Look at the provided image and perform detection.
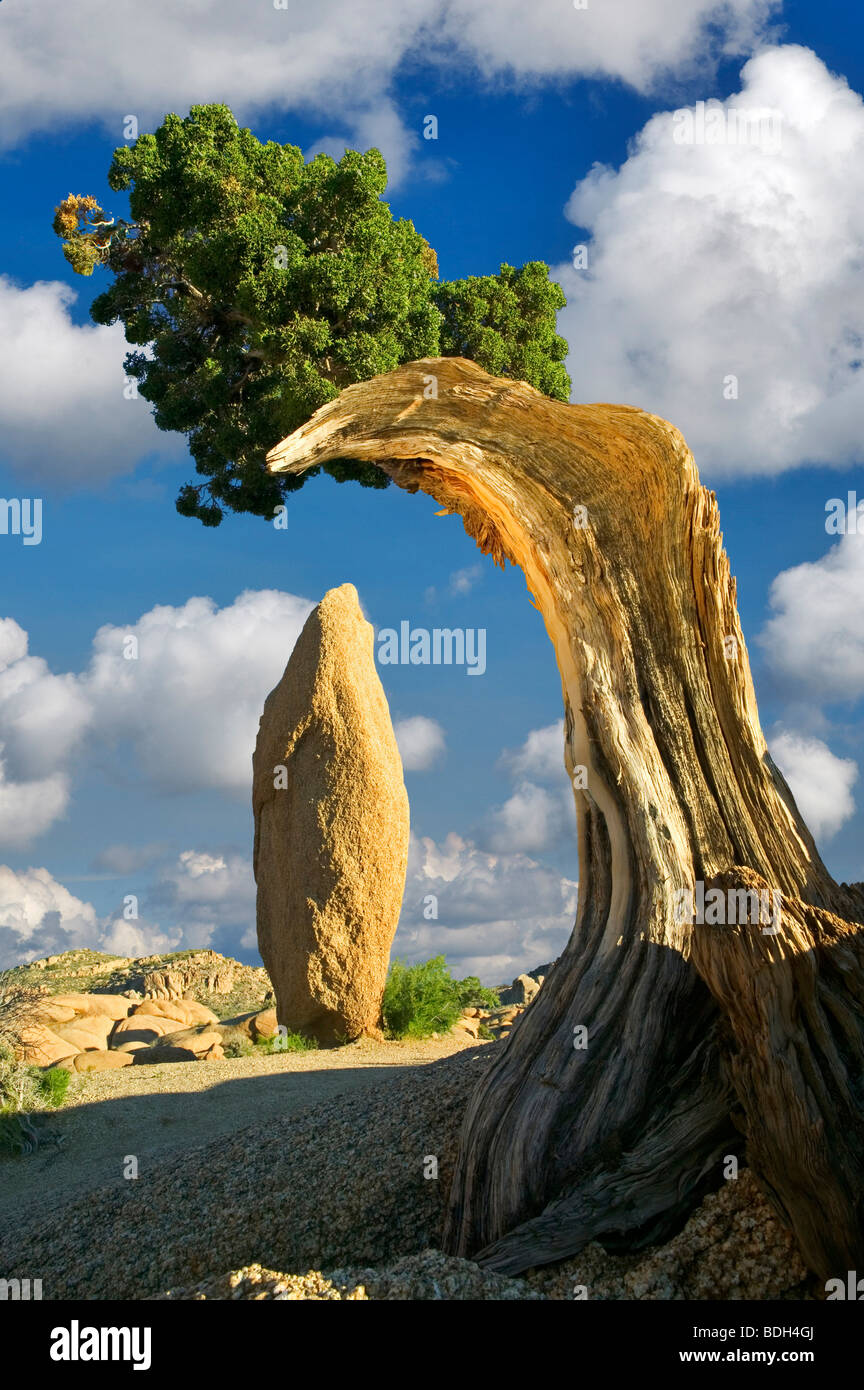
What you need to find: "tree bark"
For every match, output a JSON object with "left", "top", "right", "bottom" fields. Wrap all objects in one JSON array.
[
  {"left": 690, "top": 867, "right": 864, "bottom": 1281},
  {"left": 267, "top": 357, "right": 864, "bottom": 1277}
]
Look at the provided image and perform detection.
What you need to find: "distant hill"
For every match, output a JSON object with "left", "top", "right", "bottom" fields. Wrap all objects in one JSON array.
[{"left": 1, "top": 948, "right": 274, "bottom": 1020}]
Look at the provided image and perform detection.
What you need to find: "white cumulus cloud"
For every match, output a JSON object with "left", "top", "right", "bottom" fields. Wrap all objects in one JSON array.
[
  {"left": 0, "top": 590, "right": 314, "bottom": 848},
  {"left": 395, "top": 831, "right": 576, "bottom": 982},
  {"left": 0, "top": 865, "right": 100, "bottom": 968},
  {"left": 82, "top": 589, "right": 314, "bottom": 795},
  {"left": 759, "top": 530, "right": 864, "bottom": 703},
  {"left": 483, "top": 781, "right": 575, "bottom": 854},
  {"left": 0, "top": 0, "right": 775, "bottom": 176},
  {"left": 0, "top": 847, "right": 258, "bottom": 969},
  {"left": 129, "top": 849, "right": 256, "bottom": 955},
  {"left": 557, "top": 45, "right": 864, "bottom": 477},
  {"left": 769, "top": 730, "right": 858, "bottom": 840},
  {"left": 501, "top": 720, "right": 566, "bottom": 782},
  {"left": 0, "top": 617, "right": 90, "bottom": 846},
  {"left": 0, "top": 277, "right": 177, "bottom": 485},
  {"left": 394, "top": 716, "right": 446, "bottom": 771},
  {"left": 479, "top": 720, "right": 575, "bottom": 853}
]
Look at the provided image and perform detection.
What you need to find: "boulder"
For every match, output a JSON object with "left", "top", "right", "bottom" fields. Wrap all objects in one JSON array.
[
  {"left": 49, "top": 993, "right": 132, "bottom": 1021},
  {"left": 141, "top": 970, "right": 187, "bottom": 1001},
  {"left": 32, "top": 1000, "right": 78, "bottom": 1025},
  {"left": 131, "top": 998, "right": 218, "bottom": 1027},
  {"left": 513, "top": 974, "right": 540, "bottom": 1005},
  {"left": 17, "top": 1024, "right": 80, "bottom": 1067},
  {"left": 253, "top": 584, "right": 410, "bottom": 1045},
  {"left": 126, "top": 1024, "right": 229, "bottom": 1063},
  {"left": 52, "top": 1015, "right": 116, "bottom": 1051},
  {"left": 151, "top": 1027, "right": 224, "bottom": 1057},
  {"left": 73, "top": 1049, "right": 134, "bottom": 1073},
  {"left": 250, "top": 1007, "right": 279, "bottom": 1041},
  {"left": 493, "top": 970, "right": 548, "bottom": 1007},
  {"left": 219, "top": 1007, "right": 279, "bottom": 1042},
  {"left": 111, "top": 1014, "right": 185, "bottom": 1050},
  {"left": 215, "top": 1012, "right": 257, "bottom": 1041},
  {"left": 132, "top": 1044, "right": 198, "bottom": 1065},
  {"left": 451, "top": 1018, "right": 481, "bottom": 1040}
]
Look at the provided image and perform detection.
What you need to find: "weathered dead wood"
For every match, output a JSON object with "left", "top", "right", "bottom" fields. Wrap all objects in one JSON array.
[
  {"left": 690, "top": 867, "right": 864, "bottom": 1282},
  {"left": 267, "top": 357, "right": 864, "bottom": 1275}
]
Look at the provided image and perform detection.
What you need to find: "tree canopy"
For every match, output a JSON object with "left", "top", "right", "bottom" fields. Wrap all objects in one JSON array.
[{"left": 54, "top": 104, "right": 571, "bottom": 525}]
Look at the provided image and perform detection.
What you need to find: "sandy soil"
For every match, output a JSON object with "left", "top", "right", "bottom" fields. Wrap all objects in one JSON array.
[{"left": 0, "top": 1035, "right": 472, "bottom": 1231}]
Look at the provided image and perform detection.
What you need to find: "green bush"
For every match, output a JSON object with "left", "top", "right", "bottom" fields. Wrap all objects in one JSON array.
[
  {"left": 0, "top": 1042, "right": 70, "bottom": 1156},
  {"left": 382, "top": 957, "right": 499, "bottom": 1040},
  {"left": 257, "top": 1030, "right": 318, "bottom": 1054},
  {"left": 222, "top": 1029, "right": 318, "bottom": 1057},
  {"left": 36, "top": 1065, "right": 71, "bottom": 1108}
]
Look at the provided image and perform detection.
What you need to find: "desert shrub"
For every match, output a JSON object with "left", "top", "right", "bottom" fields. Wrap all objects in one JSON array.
[
  {"left": 0, "top": 985, "right": 73, "bottom": 1156},
  {"left": 0, "top": 1042, "right": 44, "bottom": 1114},
  {"left": 256, "top": 1030, "right": 318, "bottom": 1054},
  {"left": 0, "top": 1042, "right": 70, "bottom": 1156},
  {"left": 36, "top": 1065, "right": 71, "bottom": 1107},
  {"left": 382, "top": 957, "right": 499, "bottom": 1039},
  {"left": 455, "top": 975, "right": 501, "bottom": 1012},
  {"left": 0, "top": 981, "right": 44, "bottom": 1051}
]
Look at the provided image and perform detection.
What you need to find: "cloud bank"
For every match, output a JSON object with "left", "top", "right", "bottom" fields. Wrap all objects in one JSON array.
[{"left": 557, "top": 46, "right": 864, "bottom": 477}]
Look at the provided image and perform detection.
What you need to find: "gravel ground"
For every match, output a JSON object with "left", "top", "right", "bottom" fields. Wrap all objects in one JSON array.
[
  {"left": 0, "top": 1043, "right": 493, "bottom": 1300},
  {"left": 0, "top": 1035, "right": 470, "bottom": 1232},
  {"left": 161, "top": 1173, "right": 815, "bottom": 1302},
  {"left": 0, "top": 1038, "right": 816, "bottom": 1302}
]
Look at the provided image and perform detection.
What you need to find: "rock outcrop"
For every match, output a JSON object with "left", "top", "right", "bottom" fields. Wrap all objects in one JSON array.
[
  {"left": 130, "top": 999, "right": 218, "bottom": 1027},
  {"left": 11, "top": 989, "right": 274, "bottom": 1069},
  {"left": 143, "top": 957, "right": 238, "bottom": 1000},
  {"left": 253, "top": 584, "right": 410, "bottom": 1044},
  {"left": 4, "top": 948, "right": 274, "bottom": 1022}
]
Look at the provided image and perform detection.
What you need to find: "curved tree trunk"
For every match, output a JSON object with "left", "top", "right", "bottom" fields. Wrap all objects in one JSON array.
[{"left": 267, "top": 357, "right": 864, "bottom": 1278}]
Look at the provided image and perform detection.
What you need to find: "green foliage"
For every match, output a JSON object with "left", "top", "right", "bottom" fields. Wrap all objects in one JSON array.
[
  {"left": 56, "top": 105, "right": 438, "bottom": 524},
  {"left": 257, "top": 1029, "right": 318, "bottom": 1054},
  {"left": 37, "top": 1065, "right": 71, "bottom": 1108},
  {"left": 382, "top": 956, "right": 499, "bottom": 1040},
  {"left": 0, "top": 1042, "right": 69, "bottom": 1158},
  {"left": 435, "top": 262, "right": 571, "bottom": 402},
  {"left": 54, "top": 104, "right": 571, "bottom": 526},
  {"left": 221, "top": 1028, "right": 318, "bottom": 1057},
  {"left": 454, "top": 974, "right": 501, "bottom": 1012}
]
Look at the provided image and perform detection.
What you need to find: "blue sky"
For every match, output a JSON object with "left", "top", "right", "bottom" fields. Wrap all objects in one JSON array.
[{"left": 0, "top": 0, "right": 861, "bottom": 982}]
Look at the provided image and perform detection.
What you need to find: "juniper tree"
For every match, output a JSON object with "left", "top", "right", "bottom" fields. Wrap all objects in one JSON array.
[{"left": 54, "top": 104, "right": 570, "bottom": 525}]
